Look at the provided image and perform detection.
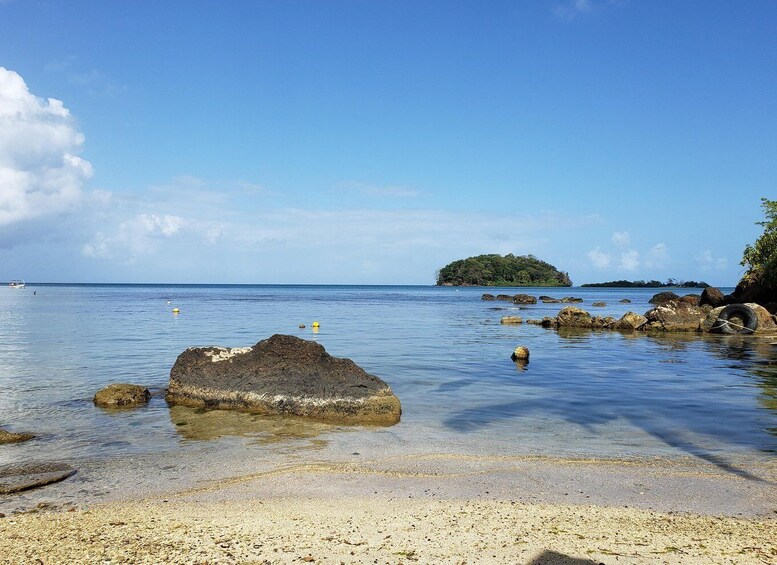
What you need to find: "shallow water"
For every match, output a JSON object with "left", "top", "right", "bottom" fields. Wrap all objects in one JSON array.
[{"left": 0, "top": 284, "right": 775, "bottom": 504}]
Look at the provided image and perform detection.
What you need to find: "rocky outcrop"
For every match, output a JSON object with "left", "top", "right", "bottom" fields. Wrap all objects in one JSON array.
[
  {"left": 643, "top": 301, "right": 712, "bottom": 332},
  {"left": 512, "top": 294, "right": 538, "bottom": 304},
  {"left": 648, "top": 291, "right": 680, "bottom": 304},
  {"left": 481, "top": 294, "right": 496, "bottom": 301},
  {"left": 94, "top": 384, "right": 151, "bottom": 408},
  {"left": 615, "top": 312, "right": 648, "bottom": 331},
  {"left": 699, "top": 287, "right": 726, "bottom": 307},
  {"left": 496, "top": 294, "right": 513, "bottom": 301},
  {"left": 556, "top": 307, "right": 592, "bottom": 327},
  {"left": 0, "top": 429, "right": 35, "bottom": 444},
  {"left": 166, "top": 334, "right": 401, "bottom": 426},
  {"left": 701, "top": 303, "right": 777, "bottom": 334},
  {"left": 729, "top": 274, "right": 777, "bottom": 306},
  {"left": 679, "top": 294, "right": 700, "bottom": 305}
]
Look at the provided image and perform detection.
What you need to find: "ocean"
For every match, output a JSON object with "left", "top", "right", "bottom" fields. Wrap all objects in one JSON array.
[{"left": 1, "top": 284, "right": 775, "bottom": 507}]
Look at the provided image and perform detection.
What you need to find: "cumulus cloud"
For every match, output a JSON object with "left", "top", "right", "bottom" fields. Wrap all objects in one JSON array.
[
  {"left": 83, "top": 214, "right": 183, "bottom": 261},
  {"left": 695, "top": 249, "right": 728, "bottom": 271},
  {"left": 0, "top": 67, "right": 92, "bottom": 229},
  {"left": 587, "top": 247, "right": 612, "bottom": 268},
  {"left": 644, "top": 243, "right": 670, "bottom": 269},
  {"left": 619, "top": 249, "right": 639, "bottom": 271},
  {"left": 611, "top": 231, "right": 630, "bottom": 248}
]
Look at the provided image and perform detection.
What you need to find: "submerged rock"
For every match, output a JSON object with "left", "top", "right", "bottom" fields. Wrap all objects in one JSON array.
[
  {"left": 512, "top": 294, "right": 537, "bottom": 304},
  {"left": 0, "top": 429, "right": 35, "bottom": 444},
  {"left": 0, "top": 462, "right": 76, "bottom": 494},
  {"left": 481, "top": 293, "right": 496, "bottom": 301},
  {"left": 166, "top": 334, "right": 401, "bottom": 426},
  {"left": 500, "top": 316, "right": 522, "bottom": 324},
  {"left": 94, "top": 384, "right": 150, "bottom": 408},
  {"left": 592, "top": 301, "right": 606, "bottom": 307}
]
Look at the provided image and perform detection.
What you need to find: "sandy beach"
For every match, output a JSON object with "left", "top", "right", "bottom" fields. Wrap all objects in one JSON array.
[{"left": 1, "top": 454, "right": 775, "bottom": 564}]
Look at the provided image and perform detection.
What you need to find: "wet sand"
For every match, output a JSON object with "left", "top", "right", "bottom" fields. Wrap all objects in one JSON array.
[{"left": 1, "top": 454, "right": 775, "bottom": 564}]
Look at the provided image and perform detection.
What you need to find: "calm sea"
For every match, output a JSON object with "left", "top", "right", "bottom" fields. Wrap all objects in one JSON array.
[{"left": 1, "top": 284, "right": 775, "bottom": 503}]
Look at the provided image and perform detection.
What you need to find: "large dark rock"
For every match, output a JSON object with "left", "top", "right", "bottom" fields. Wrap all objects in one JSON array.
[
  {"left": 643, "top": 301, "right": 712, "bottom": 332},
  {"left": 699, "top": 287, "right": 726, "bottom": 307},
  {"left": 648, "top": 291, "right": 680, "bottom": 304},
  {"left": 94, "top": 384, "right": 150, "bottom": 408},
  {"left": 556, "top": 307, "right": 593, "bottom": 328},
  {"left": 512, "top": 294, "right": 537, "bottom": 304},
  {"left": 730, "top": 275, "right": 777, "bottom": 306},
  {"left": 0, "top": 462, "right": 76, "bottom": 494},
  {"left": 614, "top": 312, "right": 648, "bottom": 331},
  {"left": 166, "top": 334, "right": 401, "bottom": 425}
]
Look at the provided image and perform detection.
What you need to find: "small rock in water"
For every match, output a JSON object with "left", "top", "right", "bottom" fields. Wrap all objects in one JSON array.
[
  {"left": 511, "top": 346, "right": 530, "bottom": 361},
  {"left": 500, "top": 316, "right": 522, "bottom": 324},
  {"left": 94, "top": 384, "right": 150, "bottom": 408}
]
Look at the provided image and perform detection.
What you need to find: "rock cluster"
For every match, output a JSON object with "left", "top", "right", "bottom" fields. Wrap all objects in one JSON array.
[{"left": 166, "top": 334, "right": 401, "bottom": 426}]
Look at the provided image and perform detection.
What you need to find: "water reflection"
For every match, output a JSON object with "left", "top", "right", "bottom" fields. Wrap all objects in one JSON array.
[{"left": 168, "top": 405, "right": 341, "bottom": 446}]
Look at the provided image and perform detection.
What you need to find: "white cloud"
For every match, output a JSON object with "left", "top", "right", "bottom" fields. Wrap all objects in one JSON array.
[
  {"left": 0, "top": 67, "right": 92, "bottom": 229},
  {"left": 644, "top": 243, "right": 669, "bottom": 269},
  {"left": 336, "top": 181, "right": 419, "bottom": 198},
  {"left": 83, "top": 214, "right": 183, "bottom": 261},
  {"left": 695, "top": 249, "right": 728, "bottom": 271},
  {"left": 611, "top": 231, "right": 630, "bottom": 248},
  {"left": 587, "top": 247, "right": 612, "bottom": 268},
  {"left": 619, "top": 249, "right": 639, "bottom": 271}
]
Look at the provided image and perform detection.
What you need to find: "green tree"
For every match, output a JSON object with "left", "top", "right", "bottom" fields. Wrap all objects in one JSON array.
[{"left": 741, "top": 198, "right": 777, "bottom": 287}]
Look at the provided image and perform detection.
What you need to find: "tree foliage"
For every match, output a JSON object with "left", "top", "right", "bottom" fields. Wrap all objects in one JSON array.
[
  {"left": 436, "top": 254, "right": 572, "bottom": 287},
  {"left": 582, "top": 279, "right": 709, "bottom": 288},
  {"left": 741, "top": 198, "right": 777, "bottom": 287}
]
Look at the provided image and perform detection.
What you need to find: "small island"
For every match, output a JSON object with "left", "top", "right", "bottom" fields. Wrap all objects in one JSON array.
[
  {"left": 581, "top": 279, "right": 710, "bottom": 288},
  {"left": 436, "top": 254, "right": 572, "bottom": 287}
]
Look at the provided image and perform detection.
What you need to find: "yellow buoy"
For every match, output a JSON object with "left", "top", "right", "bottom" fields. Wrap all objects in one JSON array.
[
  {"left": 172, "top": 308, "right": 180, "bottom": 314},
  {"left": 312, "top": 321, "right": 320, "bottom": 328}
]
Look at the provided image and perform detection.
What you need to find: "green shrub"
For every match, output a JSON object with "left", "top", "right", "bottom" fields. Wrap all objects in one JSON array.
[{"left": 741, "top": 198, "right": 777, "bottom": 287}]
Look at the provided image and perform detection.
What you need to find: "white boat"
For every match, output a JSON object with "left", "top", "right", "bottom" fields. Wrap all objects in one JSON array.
[{"left": 9, "top": 280, "right": 25, "bottom": 289}]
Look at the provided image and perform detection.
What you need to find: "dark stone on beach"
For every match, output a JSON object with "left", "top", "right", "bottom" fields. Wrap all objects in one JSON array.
[
  {"left": 481, "top": 293, "right": 496, "bottom": 301},
  {"left": 166, "top": 334, "right": 401, "bottom": 426},
  {"left": 643, "top": 301, "right": 711, "bottom": 332},
  {"left": 512, "top": 294, "right": 537, "bottom": 304},
  {"left": 592, "top": 301, "right": 606, "bottom": 307},
  {"left": 700, "top": 287, "right": 726, "bottom": 308},
  {"left": 0, "top": 462, "right": 77, "bottom": 494},
  {"left": 615, "top": 312, "right": 648, "bottom": 331},
  {"left": 649, "top": 291, "right": 680, "bottom": 304},
  {"left": 94, "top": 384, "right": 150, "bottom": 408},
  {"left": 0, "top": 429, "right": 35, "bottom": 444}
]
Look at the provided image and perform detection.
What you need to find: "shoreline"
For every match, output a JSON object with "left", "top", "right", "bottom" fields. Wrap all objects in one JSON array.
[{"left": 2, "top": 453, "right": 775, "bottom": 563}]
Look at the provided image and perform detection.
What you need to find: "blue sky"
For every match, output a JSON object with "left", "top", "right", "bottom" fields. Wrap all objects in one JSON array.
[{"left": 1, "top": 0, "right": 775, "bottom": 285}]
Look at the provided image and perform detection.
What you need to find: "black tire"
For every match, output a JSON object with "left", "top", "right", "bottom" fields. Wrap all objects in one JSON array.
[{"left": 714, "top": 304, "right": 758, "bottom": 334}]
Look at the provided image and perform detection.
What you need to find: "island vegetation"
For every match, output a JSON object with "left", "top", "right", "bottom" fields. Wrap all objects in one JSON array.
[
  {"left": 436, "top": 254, "right": 572, "bottom": 287},
  {"left": 741, "top": 198, "right": 777, "bottom": 288},
  {"left": 581, "top": 279, "right": 710, "bottom": 288}
]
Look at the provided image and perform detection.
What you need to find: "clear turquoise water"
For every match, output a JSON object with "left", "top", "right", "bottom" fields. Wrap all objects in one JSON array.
[{"left": 1, "top": 284, "right": 775, "bottom": 479}]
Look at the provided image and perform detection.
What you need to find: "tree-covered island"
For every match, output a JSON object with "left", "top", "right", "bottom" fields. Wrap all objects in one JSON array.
[
  {"left": 581, "top": 279, "right": 710, "bottom": 288},
  {"left": 436, "top": 254, "right": 572, "bottom": 287}
]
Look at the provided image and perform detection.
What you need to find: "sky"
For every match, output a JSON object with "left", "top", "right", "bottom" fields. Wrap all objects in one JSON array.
[{"left": 0, "top": 0, "right": 775, "bottom": 285}]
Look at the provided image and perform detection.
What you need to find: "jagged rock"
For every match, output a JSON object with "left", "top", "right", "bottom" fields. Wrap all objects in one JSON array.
[
  {"left": 729, "top": 274, "right": 777, "bottom": 306},
  {"left": 649, "top": 291, "right": 680, "bottom": 304},
  {"left": 591, "top": 316, "right": 616, "bottom": 329},
  {"left": 0, "top": 462, "right": 76, "bottom": 494},
  {"left": 679, "top": 294, "right": 700, "bottom": 305},
  {"left": 592, "top": 301, "right": 606, "bottom": 307},
  {"left": 556, "top": 307, "right": 593, "bottom": 328},
  {"left": 700, "top": 287, "right": 726, "bottom": 307},
  {"left": 500, "top": 316, "right": 522, "bottom": 324},
  {"left": 701, "top": 303, "right": 777, "bottom": 333},
  {"left": 166, "top": 334, "right": 401, "bottom": 426},
  {"left": 0, "top": 429, "right": 35, "bottom": 444},
  {"left": 512, "top": 294, "right": 537, "bottom": 304},
  {"left": 643, "top": 301, "right": 712, "bottom": 332},
  {"left": 615, "top": 312, "right": 648, "bottom": 331},
  {"left": 481, "top": 294, "right": 496, "bottom": 301},
  {"left": 94, "top": 384, "right": 150, "bottom": 408}
]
